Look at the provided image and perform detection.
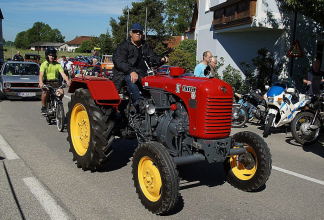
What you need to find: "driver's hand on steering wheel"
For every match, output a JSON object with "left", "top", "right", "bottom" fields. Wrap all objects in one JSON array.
[
  {"left": 130, "top": 72, "right": 139, "bottom": 83},
  {"left": 161, "top": 56, "right": 168, "bottom": 63}
]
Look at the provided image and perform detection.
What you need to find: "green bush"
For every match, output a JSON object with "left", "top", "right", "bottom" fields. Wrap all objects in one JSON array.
[
  {"left": 222, "top": 64, "right": 245, "bottom": 93},
  {"left": 168, "top": 39, "right": 196, "bottom": 72}
]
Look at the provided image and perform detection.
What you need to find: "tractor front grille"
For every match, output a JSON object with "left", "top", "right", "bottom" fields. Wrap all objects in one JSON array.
[{"left": 203, "top": 97, "right": 233, "bottom": 136}]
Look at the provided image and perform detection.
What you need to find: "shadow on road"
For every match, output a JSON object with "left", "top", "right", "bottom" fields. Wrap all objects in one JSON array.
[
  {"left": 285, "top": 131, "right": 324, "bottom": 158},
  {"left": 178, "top": 161, "right": 226, "bottom": 190},
  {"left": 0, "top": 156, "right": 5, "bottom": 160},
  {"left": 98, "top": 138, "right": 138, "bottom": 172}
]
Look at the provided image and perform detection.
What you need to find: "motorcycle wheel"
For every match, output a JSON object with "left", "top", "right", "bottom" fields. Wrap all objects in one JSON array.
[
  {"left": 224, "top": 131, "right": 272, "bottom": 191},
  {"left": 232, "top": 106, "right": 248, "bottom": 128},
  {"left": 56, "top": 101, "right": 65, "bottom": 132},
  {"left": 132, "top": 141, "right": 179, "bottom": 215},
  {"left": 263, "top": 113, "right": 275, "bottom": 138},
  {"left": 291, "top": 111, "right": 321, "bottom": 145},
  {"left": 67, "top": 88, "right": 115, "bottom": 171}
]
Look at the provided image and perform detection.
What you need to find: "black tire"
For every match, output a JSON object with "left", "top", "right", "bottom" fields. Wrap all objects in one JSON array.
[
  {"left": 291, "top": 111, "right": 321, "bottom": 145},
  {"left": 67, "top": 88, "right": 115, "bottom": 171},
  {"left": 263, "top": 113, "right": 275, "bottom": 138},
  {"left": 132, "top": 141, "right": 179, "bottom": 215},
  {"left": 232, "top": 106, "right": 248, "bottom": 128},
  {"left": 225, "top": 131, "right": 272, "bottom": 191},
  {"left": 56, "top": 101, "right": 65, "bottom": 132}
]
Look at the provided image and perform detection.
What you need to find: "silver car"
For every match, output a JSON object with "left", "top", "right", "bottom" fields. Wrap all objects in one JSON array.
[{"left": 0, "top": 61, "right": 42, "bottom": 99}]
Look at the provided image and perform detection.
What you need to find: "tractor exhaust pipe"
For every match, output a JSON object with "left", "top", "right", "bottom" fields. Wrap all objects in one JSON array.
[{"left": 173, "top": 154, "right": 206, "bottom": 166}]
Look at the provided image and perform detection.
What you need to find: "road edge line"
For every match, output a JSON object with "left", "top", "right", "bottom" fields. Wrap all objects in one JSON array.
[{"left": 273, "top": 165, "right": 324, "bottom": 186}]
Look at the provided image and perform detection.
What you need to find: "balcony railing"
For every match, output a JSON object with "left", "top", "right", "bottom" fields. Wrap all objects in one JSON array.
[{"left": 211, "top": 0, "right": 257, "bottom": 30}]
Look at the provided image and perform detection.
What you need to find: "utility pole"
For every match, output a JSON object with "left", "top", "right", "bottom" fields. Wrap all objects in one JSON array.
[
  {"left": 126, "top": 7, "right": 130, "bottom": 40},
  {"left": 145, "top": 7, "right": 148, "bottom": 40},
  {"left": 289, "top": 10, "right": 298, "bottom": 78}
]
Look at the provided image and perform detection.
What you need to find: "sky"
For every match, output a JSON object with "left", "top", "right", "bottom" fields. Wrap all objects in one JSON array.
[{"left": 1, "top": 0, "right": 141, "bottom": 42}]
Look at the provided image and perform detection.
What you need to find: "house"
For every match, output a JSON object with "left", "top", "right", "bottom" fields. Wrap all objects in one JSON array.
[
  {"left": 191, "top": 0, "right": 323, "bottom": 81},
  {"left": 60, "top": 36, "right": 95, "bottom": 52},
  {"left": 30, "top": 42, "right": 65, "bottom": 51},
  {"left": 0, "top": 9, "right": 4, "bottom": 64}
]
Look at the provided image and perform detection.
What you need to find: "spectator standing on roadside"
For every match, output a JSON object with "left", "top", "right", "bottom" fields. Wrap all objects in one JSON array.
[
  {"left": 303, "top": 59, "right": 324, "bottom": 96},
  {"left": 60, "top": 56, "right": 73, "bottom": 78},
  {"left": 12, "top": 51, "right": 24, "bottom": 61},
  {"left": 208, "top": 56, "right": 218, "bottom": 78},
  {"left": 92, "top": 58, "right": 101, "bottom": 76},
  {"left": 194, "top": 51, "right": 213, "bottom": 77}
]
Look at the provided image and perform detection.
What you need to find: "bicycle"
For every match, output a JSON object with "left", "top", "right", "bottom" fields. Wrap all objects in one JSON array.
[{"left": 42, "top": 84, "right": 66, "bottom": 132}]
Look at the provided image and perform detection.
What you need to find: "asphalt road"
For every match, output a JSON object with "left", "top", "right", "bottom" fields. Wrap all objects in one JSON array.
[{"left": 0, "top": 95, "right": 323, "bottom": 220}]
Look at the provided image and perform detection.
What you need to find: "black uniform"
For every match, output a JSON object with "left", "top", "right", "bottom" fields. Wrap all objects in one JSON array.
[{"left": 112, "top": 39, "right": 162, "bottom": 90}]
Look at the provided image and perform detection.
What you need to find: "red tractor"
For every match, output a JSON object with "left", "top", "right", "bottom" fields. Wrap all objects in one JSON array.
[{"left": 66, "top": 65, "right": 272, "bottom": 215}]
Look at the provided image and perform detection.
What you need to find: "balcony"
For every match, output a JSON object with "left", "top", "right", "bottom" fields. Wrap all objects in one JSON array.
[{"left": 211, "top": 0, "right": 257, "bottom": 30}]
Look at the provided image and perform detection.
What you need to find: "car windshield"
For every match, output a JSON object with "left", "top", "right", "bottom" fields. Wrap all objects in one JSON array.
[{"left": 3, "top": 63, "right": 39, "bottom": 76}]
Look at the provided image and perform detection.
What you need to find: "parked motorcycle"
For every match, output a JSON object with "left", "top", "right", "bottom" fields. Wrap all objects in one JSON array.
[
  {"left": 291, "top": 92, "right": 324, "bottom": 145},
  {"left": 263, "top": 80, "right": 309, "bottom": 137},
  {"left": 232, "top": 90, "right": 267, "bottom": 128}
]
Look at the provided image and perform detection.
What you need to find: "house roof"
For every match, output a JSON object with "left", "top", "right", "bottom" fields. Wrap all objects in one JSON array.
[
  {"left": 164, "top": 36, "right": 184, "bottom": 48},
  {"left": 30, "top": 42, "right": 65, "bottom": 47},
  {"left": 66, "top": 36, "right": 95, "bottom": 45},
  {"left": 0, "top": 9, "right": 4, "bottom": 19}
]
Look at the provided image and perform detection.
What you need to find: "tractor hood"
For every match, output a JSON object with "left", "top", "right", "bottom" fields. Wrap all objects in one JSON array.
[
  {"left": 142, "top": 75, "right": 234, "bottom": 139},
  {"left": 142, "top": 75, "right": 233, "bottom": 99}
]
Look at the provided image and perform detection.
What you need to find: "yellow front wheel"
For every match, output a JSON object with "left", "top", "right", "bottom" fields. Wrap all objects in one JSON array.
[
  {"left": 132, "top": 142, "right": 179, "bottom": 215},
  {"left": 225, "top": 131, "right": 272, "bottom": 192}
]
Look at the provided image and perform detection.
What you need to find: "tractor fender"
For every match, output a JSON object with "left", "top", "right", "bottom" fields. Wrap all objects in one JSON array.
[{"left": 68, "top": 77, "right": 121, "bottom": 106}]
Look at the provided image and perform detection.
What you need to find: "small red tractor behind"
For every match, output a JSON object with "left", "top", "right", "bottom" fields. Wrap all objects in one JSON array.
[{"left": 66, "top": 65, "right": 272, "bottom": 214}]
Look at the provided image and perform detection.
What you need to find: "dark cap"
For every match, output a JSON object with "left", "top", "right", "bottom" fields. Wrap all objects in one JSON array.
[{"left": 130, "top": 23, "right": 144, "bottom": 32}]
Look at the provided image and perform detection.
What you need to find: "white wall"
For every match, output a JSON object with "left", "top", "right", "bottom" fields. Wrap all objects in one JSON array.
[{"left": 195, "top": 0, "right": 320, "bottom": 80}]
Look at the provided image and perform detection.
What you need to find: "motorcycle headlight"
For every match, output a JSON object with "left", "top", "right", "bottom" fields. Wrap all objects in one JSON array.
[
  {"left": 268, "top": 97, "right": 274, "bottom": 103},
  {"left": 55, "top": 90, "right": 62, "bottom": 97},
  {"left": 4, "top": 82, "right": 11, "bottom": 89}
]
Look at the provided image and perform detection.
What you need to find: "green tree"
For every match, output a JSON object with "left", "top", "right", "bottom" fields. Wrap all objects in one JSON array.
[
  {"left": 97, "top": 33, "right": 114, "bottom": 54},
  {"left": 282, "top": 0, "right": 324, "bottom": 26},
  {"left": 110, "top": 0, "right": 166, "bottom": 46},
  {"left": 168, "top": 39, "right": 196, "bottom": 71},
  {"left": 163, "top": 0, "right": 196, "bottom": 35},
  {"left": 241, "top": 48, "right": 283, "bottom": 92},
  {"left": 76, "top": 40, "right": 96, "bottom": 53},
  {"left": 14, "top": 22, "right": 64, "bottom": 49},
  {"left": 222, "top": 65, "right": 244, "bottom": 93}
]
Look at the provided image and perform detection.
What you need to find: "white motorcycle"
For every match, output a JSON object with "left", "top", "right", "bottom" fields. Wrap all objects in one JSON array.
[{"left": 263, "top": 80, "right": 309, "bottom": 137}]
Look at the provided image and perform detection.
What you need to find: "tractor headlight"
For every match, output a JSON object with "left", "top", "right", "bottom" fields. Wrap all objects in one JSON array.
[{"left": 146, "top": 104, "right": 156, "bottom": 115}]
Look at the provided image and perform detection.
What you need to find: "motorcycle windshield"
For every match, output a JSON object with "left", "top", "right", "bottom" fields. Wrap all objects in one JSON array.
[{"left": 267, "top": 86, "right": 285, "bottom": 97}]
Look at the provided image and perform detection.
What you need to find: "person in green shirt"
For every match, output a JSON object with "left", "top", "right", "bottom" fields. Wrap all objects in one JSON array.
[{"left": 39, "top": 48, "right": 71, "bottom": 114}]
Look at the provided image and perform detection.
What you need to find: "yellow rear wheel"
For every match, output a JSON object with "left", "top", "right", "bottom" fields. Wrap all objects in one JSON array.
[
  {"left": 67, "top": 88, "right": 114, "bottom": 171},
  {"left": 70, "top": 103, "right": 90, "bottom": 156}
]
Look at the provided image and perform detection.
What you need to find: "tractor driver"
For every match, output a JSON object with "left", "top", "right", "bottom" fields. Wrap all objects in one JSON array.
[
  {"left": 112, "top": 23, "right": 168, "bottom": 110},
  {"left": 39, "top": 48, "right": 71, "bottom": 114}
]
